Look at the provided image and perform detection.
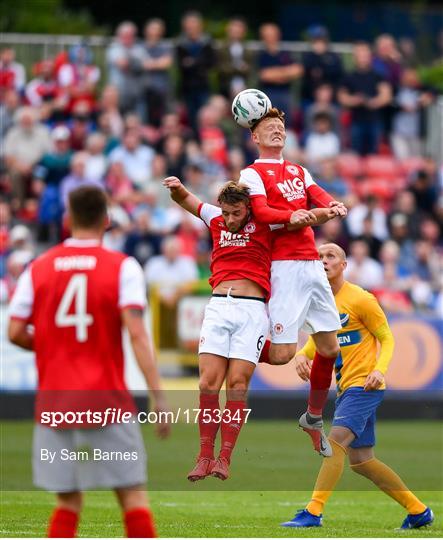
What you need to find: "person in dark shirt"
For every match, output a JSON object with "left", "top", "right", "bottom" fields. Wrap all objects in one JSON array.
[
  {"left": 338, "top": 42, "right": 392, "bottom": 155},
  {"left": 257, "top": 22, "right": 303, "bottom": 127},
  {"left": 301, "top": 25, "right": 343, "bottom": 106},
  {"left": 176, "top": 11, "right": 216, "bottom": 134}
]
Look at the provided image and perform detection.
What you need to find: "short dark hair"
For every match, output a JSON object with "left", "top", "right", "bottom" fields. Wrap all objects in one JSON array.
[
  {"left": 313, "top": 111, "right": 332, "bottom": 124},
  {"left": 68, "top": 186, "right": 107, "bottom": 229},
  {"left": 250, "top": 107, "right": 285, "bottom": 132},
  {"left": 217, "top": 181, "right": 250, "bottom": 206}
]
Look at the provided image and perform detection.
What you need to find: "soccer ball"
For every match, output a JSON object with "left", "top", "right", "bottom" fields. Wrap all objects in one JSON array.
[{"left": 231, "top": 89, "right": 272, "bottom": 128}]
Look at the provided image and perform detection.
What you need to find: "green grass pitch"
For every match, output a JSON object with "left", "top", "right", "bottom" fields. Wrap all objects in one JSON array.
[{"left": 1, "top": 419, "right": 442, "bottom": 537}]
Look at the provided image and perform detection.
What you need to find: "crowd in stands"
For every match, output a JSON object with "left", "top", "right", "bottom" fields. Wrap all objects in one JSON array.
[{"left": 1, "top": 11, "right": 442, "bottom": 318}]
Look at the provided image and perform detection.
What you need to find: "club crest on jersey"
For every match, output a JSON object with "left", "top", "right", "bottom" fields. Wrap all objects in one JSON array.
[
  {"left": 244, "top": 222, "right": 256, "bottom": 234},
  {"left": 277, "top": 167, "right": 305, "bottom": 202},
  {"left": 219, "top": 230, "right": 250, "bottom": 247}
]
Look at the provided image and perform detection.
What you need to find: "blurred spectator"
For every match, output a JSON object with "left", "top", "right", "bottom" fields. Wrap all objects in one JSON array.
[
  {"left": 409, "top": 240, "right": 440, "bottom": 311},
  {"left": 25, "top": 59, "right": 63, "bottom": 121},
  {"left": 96, "top": 112, "right": 122, "bottom": 155},
  {"left": 197, "top": 104, "right": 228, "bottom": 168},
  {"left": 304, "top": 82, "right": 340, "bottom": 135},
  {"left": 338, "top": 42, "right": 392, "bottom": 155},
  {"left": 0, "top": 89, "right": 20, "bottom": 138},
  {"left": 176, "top": 11, "right": 216, "bottom": 133},
  {"left": 355, "top": 215, "right": 383, "bottom": 260},
  {"left": 218, "top": 16, "right": 255, "bottom": 98},
  {"left": 58, "top": 43, "right": 100, "bottom": 115},
  {"left": 156, "top": 112, "right": 192, "bottom": 152},
  {"left": 389, "top": 213, "right": 416, "bottom": 273},
  {"left": 33, "top": 125, "right": 72, "bottom": 242},
  {"left": 388, "top": 190, "right": 421, "bottom": 239},
  {"left": 8, "top": 224, "right": 35, "bottom": 263},
  {"left": 106, "top": 21, "right": 145, "bottom": 117},
  {"left": 304, "top": 111, "right": 340, "bottom": 169},
  {"left": 0, "top": 48, "right": 26, "bottom": 99},
  {"left": 108, "top": 128, "right": 155, "bottom": 189},
  {"left": 258, "top": 22, "right": 302, "bottom": 125},
  {"left": 98, "top": 86, "right": 124, "bottom": 138},
  {"left": 344, "top": 239, "right": 383, "bottom": 290},
  {"left": 347, "top": 194, "right": 388, "bottom": 242},
  {"left": 84, "top": 132, "right": 107, "bottom": 181},
  {"left": 60, "top": 152, "right": 104, "bottom": 209},
  {"left": 409, "top": 168, "right": 438, "bottom": 215},
  {"left": 316, "top": 218, "right": 350, "bottom": 253},
  {"left": 105, "top": 161, "right": 136, "bottom": 213},
  {"left": 301, "top": 25, "right": 343, "bottom": 106},
  {"left": 163, "top": 134, "right": 187, "bottom": 179},
  {"left": 142, "top": 18, "right": 173, "bottom": 127},
  {"left": 2, "top": 249, "right": 32, "bottom": 300},
  {"left": 398, "top": 37, "right": 419, "bottom": 67},
  {"left": 391, "top": 68, "right": 435, "bottom": 159},
  {"left": 69, "top": 101, "right": 94, "bottom": 150},
  {"left": 316, "top": 158, "right": 348, "bottom": 199},
  {"left": 4, "top": 106, "right": 51, "bottom": 208},
  {"left": 373, "top": 34, "right": 403, "bottom": 90},
  {"left": 123, "top": 209, "right": 162, "bottom": 266}
]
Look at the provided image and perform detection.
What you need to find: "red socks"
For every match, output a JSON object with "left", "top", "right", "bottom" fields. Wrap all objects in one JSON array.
[
  {"left": 198, "top": 393, "right": 221, "bottom": 459},
  {"left": 47, "top": 508, "right": 79, "bottom": 538},
  {"left": 258, "top": 339, "right": 271, "bottom": 363},
  {"left": 124, "top": 507, "right": 157, "bottom": 538},
  {"left": 220, "top": 400, "right": 247, "bottom": 463},
  {"left": 308, "top": 352, "right": 337, "bottom": 416}
]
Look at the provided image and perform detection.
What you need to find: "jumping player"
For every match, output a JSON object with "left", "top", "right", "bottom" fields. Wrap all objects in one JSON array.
[
  {"left": 164, "top": 176, "right": 337, "bottom": 482},
  {"left": 281, "top": 243, "right": 434, "bottom": 530},
  {"left": 239, "top": 107, "right": 347, "bottom": 456},
  {"left": 8, "top": 186, "right": 170, "bottom": 538}
]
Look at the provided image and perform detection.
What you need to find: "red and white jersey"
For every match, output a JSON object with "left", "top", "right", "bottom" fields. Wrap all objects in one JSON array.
[
  {"left": 198, "top": 203, "right": 272, "bottom": 298},
  {"left": 240, "top": 158, "right": 334, "bottom": 261},
  {"left": 9, "top": 239, "right": 146, "bottom": 393}
]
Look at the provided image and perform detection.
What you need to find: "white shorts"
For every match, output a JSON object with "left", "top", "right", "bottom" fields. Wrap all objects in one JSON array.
[
  {"left": 198, "top": 295, "right": 269, "bottom": 364},
  {"left": 33, "top": 420, "right": 147, "bottom": 492},
  {"left": 269, "top": 260, "right": 340, "bottom": 344}
]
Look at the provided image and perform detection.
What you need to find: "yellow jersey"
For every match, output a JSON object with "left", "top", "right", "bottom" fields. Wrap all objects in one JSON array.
[{"left": 298, "top": 281, "right": 394, "bottom": 394}]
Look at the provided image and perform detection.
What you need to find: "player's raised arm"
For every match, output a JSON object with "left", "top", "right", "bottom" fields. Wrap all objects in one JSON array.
[{"left": 163, "top": 176, "right": 202, "bottom": 217}]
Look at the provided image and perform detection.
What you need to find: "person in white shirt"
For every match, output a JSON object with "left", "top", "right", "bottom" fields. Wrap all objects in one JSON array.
[
  {"left": 85, "top": 133, "right": 108, "bottom": 181},
  {"left": 344, "top": 239, "right": 383, "bottom": 291},
  {"left": 109, "top": 129, "right": 155, "bottom": 188},
  {"left": 304, "top": 112, "right": 340, "bottom": 171}
]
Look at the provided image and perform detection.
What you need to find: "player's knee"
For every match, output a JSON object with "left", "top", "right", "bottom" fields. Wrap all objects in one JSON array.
[
  {"left": 317, "top": 342, "right": 340, "bottom": 358},
  {"left": 199, "top": 377, "right": 220, "bottom": 393},
  {"left": 269, "top": 346, "right": 296, "bottom": 365},
  {"left": 226, "top": 376, "right": 249, "bottom": 395}
]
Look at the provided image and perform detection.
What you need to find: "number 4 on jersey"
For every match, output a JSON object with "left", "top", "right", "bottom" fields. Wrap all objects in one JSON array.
[{"left": 55, "top": 274, "right": 93, "bottom": 342}]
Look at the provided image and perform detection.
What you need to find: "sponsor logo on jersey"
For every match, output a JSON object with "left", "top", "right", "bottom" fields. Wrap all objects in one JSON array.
[
  {"left": 219, "top": 230, "right": 250, "bottom": 247},
  {"left": 337, "top": 330, "right": 362, "bottom": 347},
  {"left": 339, "top": 313, "right": 350, "bottom": 327},
  {"left": 276, "top": 175, "right": 305, "bottom": 202}
]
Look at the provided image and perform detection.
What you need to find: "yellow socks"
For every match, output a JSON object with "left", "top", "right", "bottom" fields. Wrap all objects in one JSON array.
[
  {"left": 351, "top": 458, "right": 427, "bottom": 515},
  {"left": 306, "top": 439, "right": 347, "bottom": 516}
]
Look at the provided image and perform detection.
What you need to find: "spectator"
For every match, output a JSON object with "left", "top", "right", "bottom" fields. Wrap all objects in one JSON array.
[
  {"left": 60, "top": 151, "right": 104, "bottom": 209},
  {"left": 106, "top": 21, "right": 145, "bottom": 117},
  {"left": 96, "top": 112, "right": 122, "bottom": 155},
  {"left": 105, "top": 161, "right": 136, "bottom": 213},
  {"left": 338, "top": 42, "right": 392, "bottom": 155},
  {"left": 388, "top": 190, "right": 421, "bottom": 239},
  {"left": 301, "top": 25, "right": 343, "bottom": 106},
  {"left": 389, "top": 213, "right": 416, "bottom": 273},
  {"left": 0, "top": 48, "right": 26, "bottom": 99},
  {"left": 409, "top": 169, "right": 438, "bottom": 215},
  {"left": 257, "top": 22, "right": 302, "bottom": 125},
  {"left": 98, "top": 86, "right": 124, "bottom": 138},
  {"left": 391, "top": 68, "right": 435, "bottom": 160},
  {"left": 3, "top": 106, "right": 51, "bottom": 208},
  {"left": 156, "top": 112, "right": 192, "bottom": 153},
  {"left": 8, "top": 224, "right": 35, "bottom": 264},
  {"left": 33, "top": 125, "right": 73, "bottom": 242},
  {"left": 25, "top": 59, "right": 63, "bottom": 121},
  {"left": 142, "top": 18, "right": 173, "bottom": 127},
  {"left": 108, "top": 128, "right": 155, "bottom": 189},
  {"left": 304, "top": 82, "right": 340, "bottom": 136},
  {"left": 163, "top": 134, "right": 187, "bottom": 179},
  {"left": 197, "top": 104, "right": 229, "bottom": 168},
  {"left": 83, "top": 133, "right": 107, "bottom": 182},
  {"left": 355, "top": 214, "right": 383, "bottom": 260},
  {"left": 372, "top": 34, "right": 403, "bottom": 90},
  {"left": 124, "top": 209, "right": 163, "bottom": 266},
  {"left": 316, "top": 158, "right": 348, "bottom": 199},
  {"left": 304, "top": 111, "right": 340, "bottom": 169},
  {"left": 0, "top": 88, "right": 20, "bottom": 139},
  {"left": 347, "top": 194, "right": 388, "bottom": 242},
  {"left": 57, "top": 43, "right": 100, "bottom": 115},
  {"left": 69, "top": 101, "right": 94, "bottom": 150},
  {"left": 176, "top": 11, "right": 216, "bottom": 133},
  {"left": 344, "top": 239, "right": 383, "bottom": 290},
  {"left": 218, "top": 16, "right": 255, "bottom": 98},
  {"left": 409, "top": 240, "right": 440, "bottom": 311}
]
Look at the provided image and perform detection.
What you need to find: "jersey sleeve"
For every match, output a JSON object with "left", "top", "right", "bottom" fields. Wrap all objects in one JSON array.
[
  {"left": 198, "top": 203, "right": 222, "bottom": 227},
  {"left": 239, "top": 168, "right": 267, "bottom": 197},
  {"left": 8, "top": 267, "right": 34, "bottom": 320},
  {"left": 119, "top": 257, "right": 147, "bottom": 310},
  {"left": 303, "top": 166, "right": 335, "bottom": 208}
]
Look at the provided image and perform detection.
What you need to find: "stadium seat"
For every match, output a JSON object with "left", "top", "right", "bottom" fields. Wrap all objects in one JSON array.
[
  {"left": 354, "top": 178, "right": 396, "bottom": 202},
  {"left": 399, "top": 157, "right": 425, "bottom": 177},
  {"left": 336, "top": 153, "right": 364, "bottom": 179},
  {"left": 364, "top": 155, "right": 400, "bottom": 179}
]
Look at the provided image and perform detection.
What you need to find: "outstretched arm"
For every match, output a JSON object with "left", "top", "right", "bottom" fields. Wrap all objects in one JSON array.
[{"left": 163, "top": 176, "right": 202, "bottom": 217}]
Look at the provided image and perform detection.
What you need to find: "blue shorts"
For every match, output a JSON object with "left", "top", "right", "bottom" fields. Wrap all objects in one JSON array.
[{"left": 332, "top": 387, "right": 385, "bottom": 448}]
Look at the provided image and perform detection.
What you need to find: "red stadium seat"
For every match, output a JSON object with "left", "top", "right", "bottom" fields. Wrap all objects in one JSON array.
[
  {"left": 364, "top": 155, "right": 400, "bottom": 179},
  {"left": 354, "top": 178, "right": 396, "bottom": 201},
  {"left": 336, "top": 153, "right": 364, "bottom": 179},
  {"left": 399, "top": 157, "right": 425, "bottom": 177}
]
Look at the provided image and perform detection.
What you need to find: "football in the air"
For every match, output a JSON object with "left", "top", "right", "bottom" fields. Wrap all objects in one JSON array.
[{"left": 231, "top": 88, "right": 272, "bottom": 128}]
